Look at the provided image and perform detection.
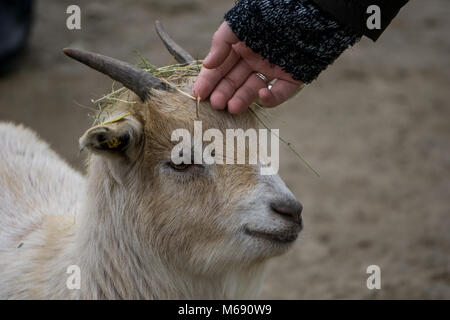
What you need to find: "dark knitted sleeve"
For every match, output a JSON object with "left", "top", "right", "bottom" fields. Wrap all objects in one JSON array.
[{"left": 224, "top": 0, "right": 362, "bottom": 83}]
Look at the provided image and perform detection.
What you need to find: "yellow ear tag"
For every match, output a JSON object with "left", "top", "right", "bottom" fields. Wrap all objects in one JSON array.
[
  {"left": 106, "top": 137, "right": 121, "bottom": 149},
  {"left": 92, "top": 112, "right": 131, "bottom": 149}
]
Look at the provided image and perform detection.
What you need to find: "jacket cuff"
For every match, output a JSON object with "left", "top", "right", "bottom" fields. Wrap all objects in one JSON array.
[{"left": 224, "top": 0, "right": 361, "bottom": 83}]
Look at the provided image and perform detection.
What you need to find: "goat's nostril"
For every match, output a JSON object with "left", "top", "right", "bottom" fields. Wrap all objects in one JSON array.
[{"left": 270, "top": 200, "right": 303, "bottom": 224}]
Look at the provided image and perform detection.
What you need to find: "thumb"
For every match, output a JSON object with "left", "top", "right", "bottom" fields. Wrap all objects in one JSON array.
[{"left": 258, "top": 80, "right": 303, "bottom": 108}]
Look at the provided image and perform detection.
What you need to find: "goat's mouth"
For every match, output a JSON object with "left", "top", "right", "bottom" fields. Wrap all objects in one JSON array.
[{"left": 244, "top": 227, "right": 300, "bottom": 244}]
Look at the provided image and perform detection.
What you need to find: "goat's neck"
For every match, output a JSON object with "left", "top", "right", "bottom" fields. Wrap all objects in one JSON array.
[{"left": 70, "top": 160, "right": 265, "bottom": 299}]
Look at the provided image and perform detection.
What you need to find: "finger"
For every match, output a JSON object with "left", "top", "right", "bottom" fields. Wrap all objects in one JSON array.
[
  {"left": 203, "top": 22, "right": 239, "bottom": 69},
  {"left": 258, "top": 79, "right": 302, "bottom": 108},
  {"left": 232, "top": 42, "right": 276, "bottom": 77},
  {"left": 210, "top": 60, "right": 253, "bottom": 110},
  {"left": 192, "top": 49, "right": 240, "bottom": 100},
  {"left": 228, "top": 73, "right": 267, "bottom": 114}
]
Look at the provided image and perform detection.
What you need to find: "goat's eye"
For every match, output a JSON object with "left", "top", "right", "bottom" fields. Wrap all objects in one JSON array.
[{"left": 169, "top": 161, "right": 191, "bottom": 171}]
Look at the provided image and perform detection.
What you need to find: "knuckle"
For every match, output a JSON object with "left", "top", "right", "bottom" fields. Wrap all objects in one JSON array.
[
  {"left": 216, "top": 67, "right": 227, "bottom": 79},
  {"left": 244, "top": 84, "right": 258, "bottom": 98},
  {"left": 224, "top": 76, "right": 239, "bottom": 91},
  {"left": 238, "top": 86, "right": 256, "bottom": 104}
]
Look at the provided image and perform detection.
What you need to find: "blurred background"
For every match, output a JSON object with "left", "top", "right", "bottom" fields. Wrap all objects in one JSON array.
[{"left": 0, "top": 0, "right": 448, "bottom": 299}]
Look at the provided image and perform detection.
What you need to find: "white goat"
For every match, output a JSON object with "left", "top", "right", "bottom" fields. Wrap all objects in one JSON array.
[{"left": 0, "top": 23, "right": 303, "bottom": 299}]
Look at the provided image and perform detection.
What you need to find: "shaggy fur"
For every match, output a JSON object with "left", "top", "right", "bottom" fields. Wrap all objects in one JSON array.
[{"left": 0, "top": 78, "right": 301, "bottom": 299}]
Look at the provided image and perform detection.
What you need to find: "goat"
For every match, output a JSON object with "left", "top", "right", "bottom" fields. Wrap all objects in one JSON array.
[{"left": 0, "top": 22, "right": 303, "bottom": 299}]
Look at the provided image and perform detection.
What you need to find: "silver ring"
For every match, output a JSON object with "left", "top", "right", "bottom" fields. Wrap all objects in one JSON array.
[{"left": 255, "top": 72, "right": 270, "bottom": 85}]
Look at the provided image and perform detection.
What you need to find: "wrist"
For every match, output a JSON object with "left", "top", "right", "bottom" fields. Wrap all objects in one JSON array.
[{"left": 224, "top": 0, "right": 361, "bottom": 83}]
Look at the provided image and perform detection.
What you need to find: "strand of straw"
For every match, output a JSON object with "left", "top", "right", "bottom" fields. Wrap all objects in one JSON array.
[{"left": 249, "top": 106, "right": 320, "bottom": 177}]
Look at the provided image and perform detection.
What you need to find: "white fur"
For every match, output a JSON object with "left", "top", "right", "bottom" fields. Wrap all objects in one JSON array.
[{"left": 0, "top": 120, "right": 300, "bottom": 299}]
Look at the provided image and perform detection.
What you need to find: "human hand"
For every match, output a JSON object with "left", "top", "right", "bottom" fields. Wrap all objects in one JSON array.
[{"left": 192, "top": 22, "right": 303, "bottom": 114}]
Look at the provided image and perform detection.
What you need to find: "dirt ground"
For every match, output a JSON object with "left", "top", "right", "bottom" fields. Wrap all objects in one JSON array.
[{"left": 0, "top": 0, "right": 448, "bottom": 299}]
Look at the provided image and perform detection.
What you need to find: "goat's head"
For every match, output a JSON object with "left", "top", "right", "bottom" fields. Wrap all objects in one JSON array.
[{"left": 65, "top": 22, "right": 302, "bottom": 276}]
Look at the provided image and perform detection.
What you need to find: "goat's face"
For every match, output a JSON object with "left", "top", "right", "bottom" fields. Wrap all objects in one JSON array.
[
  {"left": 66, "top": 24, "right": 302, "bottom": 276},
  {"left": 80, "top": 85, "right": 303, "bottom": 275}
]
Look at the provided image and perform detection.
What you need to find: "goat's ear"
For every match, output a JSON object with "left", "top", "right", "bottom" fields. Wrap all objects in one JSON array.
[{"left": 79, "top": 114, "right": 143, "bottom": 160}]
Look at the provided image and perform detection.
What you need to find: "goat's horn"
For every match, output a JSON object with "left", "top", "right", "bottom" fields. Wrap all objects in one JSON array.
[
  {"left": 63, "top": 48, "right": 167, "bottom": 101},
  {"left": 155, "top": 21, "right": 195, "bottom": 64}
]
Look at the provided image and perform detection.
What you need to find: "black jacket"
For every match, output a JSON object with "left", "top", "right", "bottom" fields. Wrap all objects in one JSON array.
[
  {"left": 311, "top": 0, "right": 409, "bottom": 40},
  {"left": 225, "top": 0, "right": 409, "bottom": 83}
]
